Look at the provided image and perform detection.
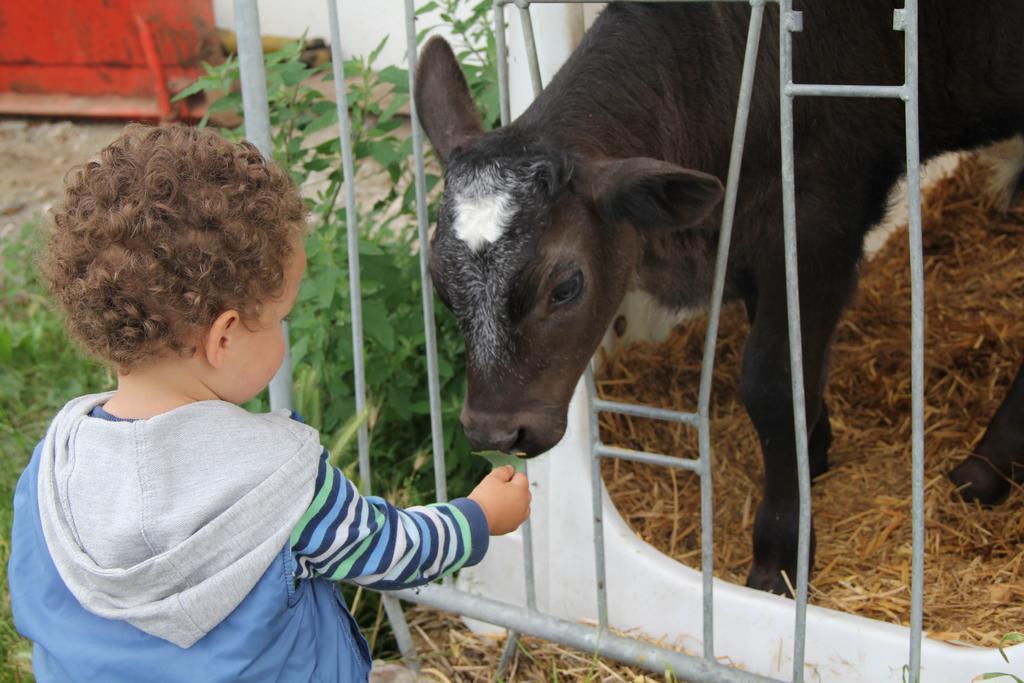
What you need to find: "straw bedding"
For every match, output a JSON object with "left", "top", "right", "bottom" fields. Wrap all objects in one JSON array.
[
  {"left": 597, "top": 154, "right": 1024, "bottom": 647},
  {"left": 405, "top": 606, "right": 683, "bottom": 682}
]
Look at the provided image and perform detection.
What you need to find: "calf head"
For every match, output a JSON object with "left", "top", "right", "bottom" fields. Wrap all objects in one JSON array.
[{"left": 415, "top": 37, "right": 724, "bottom": 456}]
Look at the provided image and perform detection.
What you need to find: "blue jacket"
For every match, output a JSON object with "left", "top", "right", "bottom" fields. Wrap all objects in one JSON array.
[{"left": 10, "top": 442, "right": 372, "bottom": 682}]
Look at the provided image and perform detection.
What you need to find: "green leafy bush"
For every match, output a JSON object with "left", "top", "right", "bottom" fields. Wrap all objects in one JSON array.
[{"left": 178, "top": 3, "right": 497, "bottom": 504}]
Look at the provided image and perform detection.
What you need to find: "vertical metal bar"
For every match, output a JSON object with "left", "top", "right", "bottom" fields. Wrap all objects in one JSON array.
[
  {"left": 515, "top": 0, "right": 544, "bottom": 617},
  {"left": 382, "top": 594, "right": 421, "bottom": 670},
  {"left": 268, "top": 333, "right": 295, "bottom": 412},
  {"left": 489, "top": 3, "right": 527, "bottom": 664},
  {"left": 405, "top": 0, "right": 449, "bottom": 503},
  {"left": 233, "top": 0, "right": 272, "bottom": 171},
  {"left": 520, "top": 514, "right": 538, "bottom": 606},
  {"left": 778, "top": 2, "right": 811, "bottom": 680},
  {"left": 494, "top": 1, "right": 511, "bottom": 126},
  {"left": 495, "top": 629, "right": 521, "bottom": 678},
  {"left": 337, "top": 0, "right": 418, "bottom": 667},
  {"left": 587, "top": 367, "right": 609, "bottom": 631},
  {"left": 695, "top": 0, "right": 766, "bottom": 662},
  {"left": 327, "top": 0, "right": 371, "bottom": 492},
  {"left": 234, "top": 0, "right": 294, "bottom": 412},
  {"left": 517, "top": 3, "right": 544, "bottom": 97},
  {"left": 899, "top": 1, "right": 926, "bottom": 679}
]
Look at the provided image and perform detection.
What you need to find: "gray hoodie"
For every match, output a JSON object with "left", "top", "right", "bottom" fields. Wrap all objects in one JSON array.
[{"left": 36, "top": 392, "right": 322, "bottom": 648}]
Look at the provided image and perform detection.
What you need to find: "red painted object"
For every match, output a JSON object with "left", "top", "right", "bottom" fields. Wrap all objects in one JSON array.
[{"left": 0, "top": 0, "right": 220, "bottom": 120}]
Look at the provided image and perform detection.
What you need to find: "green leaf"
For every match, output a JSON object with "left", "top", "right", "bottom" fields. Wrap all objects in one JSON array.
[
  {"left": 303, "top": 158, "right": 331, "bottom": 172},
  {"left": 0, "top": 327, "right": 12, "bottom": 362},
  {"left": 436, "top": 353, "right": 454, "bottom": 380},
  {"left": 415, "top": 1, "right": 439, "bottom": 16},
  {"left": 315, "top": 136, "right": 341, "bottom": 155},
  {"left": 278, "top": 60, "right": 310, "bottom": 87},
  {"left": 206, "top": 92, "right": 242, "bottom": 114},
  {"left": 361, "top": 299, "right": 395, "bottom": 351},
  {"left": 328, "top": 406, "right": 371, "bottom": 467},
  {"left": 343, "top": 60, "right": 364, "bottom": 80},
  {"left": 378, "top": 66, "right": 410, "bottom": 91},
  {"left": 999, "top": 632, "right": 1024, "bottom": 663},
  {"left": 312, "top": 268, "right": 337, "bottom": 309},
  {"left": 304, "top": 106, "right": 339, "bottom": 135},
  {"left": 978, "top": 674, "right": 1024, "bottom": 683},
  {"left": 358, "top": 240, "right": 386, "bottom": 256},
  {"left": 289, "top": 335, "right": 310, "bottom": 367},
  {"left": 376, "top": 94, "right": 407, "bottom": 125},
  {"left": 171, "top": 80, "right": 209, "bottom": 102},
  {"left": 369, "top": 139, "right": 402, "bottom": 169},
  {"left": 367, "top": 36, "right": 389, "bottom": 66},
  {"left": 475, "top": 450, "right": 527, "bottom": 473}
]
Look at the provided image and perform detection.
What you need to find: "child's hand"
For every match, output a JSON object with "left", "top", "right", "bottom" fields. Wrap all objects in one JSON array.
[{"left": 468, "top": 465, "right": 531, "bottom": 535}]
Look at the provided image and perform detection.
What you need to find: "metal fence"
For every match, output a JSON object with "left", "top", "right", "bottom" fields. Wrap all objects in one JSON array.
[{"left": 233, "top": 0, "right": 927, "bottom": 680}]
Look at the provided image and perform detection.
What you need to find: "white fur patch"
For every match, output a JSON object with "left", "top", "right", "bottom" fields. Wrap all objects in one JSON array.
[
  {"left": 598, "top": 290, "right": 694, "bottom": 366},
  {"left": 979, "top": 135, "right": 1024, "bottom": 210},
  {"left": 453, "top": 192, "right": 511, "bottom": 252}
]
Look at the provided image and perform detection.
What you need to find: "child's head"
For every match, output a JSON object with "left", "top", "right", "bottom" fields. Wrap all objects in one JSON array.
[{"left": 43, "top": 124, "right": 307, "bottom": 404}]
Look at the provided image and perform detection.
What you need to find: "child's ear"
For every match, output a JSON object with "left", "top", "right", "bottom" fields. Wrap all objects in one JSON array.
[{"left": 202, "top": 310, "right": 240, "bottom": 369}]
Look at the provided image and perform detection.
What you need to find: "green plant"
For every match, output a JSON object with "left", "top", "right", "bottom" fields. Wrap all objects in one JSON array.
[
  {"left": 976, "top": 632, "right": 1024, "bottom": 682},
  {"left": 417, "top": 0, "right": 502, "bottom": 129},
  {"left": 1, "top": 221, "right": 113, "bottom": 682},
  {"left": 978, "top": 674, "right": 1024, "bottom": 683},
  {"left": 177, "top": 11, "right": 499, "bottom": 503}
]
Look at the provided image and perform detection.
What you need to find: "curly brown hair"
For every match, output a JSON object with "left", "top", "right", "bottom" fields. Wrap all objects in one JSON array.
[{"left": 43, "top": 124, "right": 307, "bottom": 370}]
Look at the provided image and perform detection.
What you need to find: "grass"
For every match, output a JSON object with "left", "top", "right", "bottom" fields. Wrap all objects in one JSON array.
[{"left": 1, "top": 220, "right": 115, "bottom": 681}]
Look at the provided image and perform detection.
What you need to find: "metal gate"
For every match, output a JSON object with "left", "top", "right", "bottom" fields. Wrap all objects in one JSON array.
[{"left": 232, "top": 0, "right": 928, "bottom": 680}]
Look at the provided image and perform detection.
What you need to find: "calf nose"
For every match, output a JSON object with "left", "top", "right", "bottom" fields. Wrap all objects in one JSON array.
[{"left": 460, "top": 408, "right": 521, "bottom": 453}]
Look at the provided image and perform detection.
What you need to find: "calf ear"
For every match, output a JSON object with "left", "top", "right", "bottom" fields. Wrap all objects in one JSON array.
[
  {"left": 414, "top": 37, "right": 484, "bottom": 163},
  {"left": 579, "top": 157, "right": 724, "bottom": 230}
]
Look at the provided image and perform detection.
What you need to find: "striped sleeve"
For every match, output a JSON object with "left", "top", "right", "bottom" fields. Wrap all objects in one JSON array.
[{"left": 290, "top": 450, "right": 490, "bottom": 589}]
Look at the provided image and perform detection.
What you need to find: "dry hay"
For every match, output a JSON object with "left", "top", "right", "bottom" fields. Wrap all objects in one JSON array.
[
  {"left": 405, "top": 606, "right": 683, "bottom": 682},
  {"left": 597, "top": 153, "right": 1024, "bottom": 647}
]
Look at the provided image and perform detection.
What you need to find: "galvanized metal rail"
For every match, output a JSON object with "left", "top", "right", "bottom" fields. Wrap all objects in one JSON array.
[{"left": 232, "top": 0, "right": 928, "bottom": 680}]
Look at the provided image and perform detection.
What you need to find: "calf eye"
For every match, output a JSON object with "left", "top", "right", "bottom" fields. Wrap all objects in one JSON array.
[{"left": 550, "top": 271, "right": 583, "bottom": 306}]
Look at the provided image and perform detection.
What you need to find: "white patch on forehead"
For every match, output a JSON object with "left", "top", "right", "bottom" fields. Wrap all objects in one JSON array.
[{"left": 452, "top": 191, "right": 512, "bottom": 252}]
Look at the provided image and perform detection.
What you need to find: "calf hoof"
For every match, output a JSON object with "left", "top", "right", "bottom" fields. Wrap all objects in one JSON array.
[
  {"left": 747, "top": 510, "right": 815, "bottom": 596},
  {"left": 950, "top": 455, "right": 1010, "bottom": 506},
  {"left": 745, "top": 562, "right": 796, "bottom": 596}
]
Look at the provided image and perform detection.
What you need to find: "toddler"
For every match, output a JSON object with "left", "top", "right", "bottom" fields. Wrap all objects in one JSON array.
[{"left": 8, "top": 124, "right": 531, "bottom": 682}]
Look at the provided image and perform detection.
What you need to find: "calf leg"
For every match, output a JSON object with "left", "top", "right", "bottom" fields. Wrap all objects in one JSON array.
[
  {"left": 741, "top": 248, "right": 856, "bottom": 595},
  {"left": 809, "top": 402, "right": 833, "bottom": 480},
  {"left": 950, "top": 359, "right": 1024, "bottom": 504},
  {"left": 743, "top": 294, "right": 833, "bottom": 481}
]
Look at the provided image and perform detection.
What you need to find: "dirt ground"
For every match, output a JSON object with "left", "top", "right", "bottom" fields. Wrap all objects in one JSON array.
[
  {"left": 0, "top": 116, "right": 401, "bottom": 242},
  {"left": 0, "top": 118, "right": 124, "bottom": 239}
]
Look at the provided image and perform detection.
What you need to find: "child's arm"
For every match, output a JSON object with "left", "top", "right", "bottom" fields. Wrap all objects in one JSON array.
[{"left": 290, "top": 452, "right": 529, "bottom": 589}]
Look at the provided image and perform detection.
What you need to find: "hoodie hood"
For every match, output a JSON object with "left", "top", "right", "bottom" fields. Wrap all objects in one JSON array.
[{"left": 37, "top": 392, "right": 321, "bottom": 648}]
